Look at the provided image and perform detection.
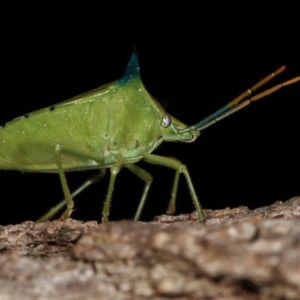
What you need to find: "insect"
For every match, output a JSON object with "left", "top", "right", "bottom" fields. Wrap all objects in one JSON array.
[{"left": 1, "top": 53, "right": 299, "bottom": 223}]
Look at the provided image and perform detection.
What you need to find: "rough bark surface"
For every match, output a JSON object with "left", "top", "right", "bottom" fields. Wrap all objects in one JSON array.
[{"left": 0, "top": 197, "right": 300, "bottom": 300}]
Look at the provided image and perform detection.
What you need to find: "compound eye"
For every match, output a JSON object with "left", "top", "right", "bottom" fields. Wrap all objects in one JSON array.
[{"left": 161, "top": 114, "right": 171, "bottom": 128}]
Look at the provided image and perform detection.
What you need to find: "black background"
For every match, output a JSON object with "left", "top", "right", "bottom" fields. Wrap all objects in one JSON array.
[{"left": 1, "top": 3, "right": 299, "bottom": 224}]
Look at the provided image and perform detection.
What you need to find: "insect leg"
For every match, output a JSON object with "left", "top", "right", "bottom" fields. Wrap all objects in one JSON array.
[
  {"left": 143, "top": 153, "right": 206, "bottom": 222},
  {"left": 166, "top": 169, "right": 180, "bottom": 215},
  {"left": 125, "top": 164, "right": 153, "bottom": 221},
  {"left": 37, "top": 170, "right": 106, "bottom": 222},
  {"left": 54, "top": 144, "right": 74, "bottom": 219},
  {"left": 101, "top": 159, "right": 123, "bottom": 223}
]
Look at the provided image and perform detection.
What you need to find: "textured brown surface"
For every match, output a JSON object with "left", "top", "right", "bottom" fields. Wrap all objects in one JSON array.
[{"left": 0, "top": 197, "right": 300, "bottom": 299}]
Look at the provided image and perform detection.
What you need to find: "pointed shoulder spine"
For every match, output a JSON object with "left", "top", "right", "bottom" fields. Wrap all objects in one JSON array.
[{"left": 119, "top": 52, "right": 141, "bottom": 84}]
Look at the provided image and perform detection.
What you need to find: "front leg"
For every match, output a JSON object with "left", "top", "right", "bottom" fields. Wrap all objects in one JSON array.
[{"left": 143, "top": 153, "right": 206, "bottom": 222}]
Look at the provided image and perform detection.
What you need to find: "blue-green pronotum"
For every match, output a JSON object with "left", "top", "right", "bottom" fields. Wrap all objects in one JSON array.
[{"left": 1, "top": 53, "right": 299, "bottom": 222}]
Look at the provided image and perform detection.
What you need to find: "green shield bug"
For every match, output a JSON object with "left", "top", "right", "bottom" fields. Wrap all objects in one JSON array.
[{"left": 1, "top": 53, "right": 299, "bottom": 223}]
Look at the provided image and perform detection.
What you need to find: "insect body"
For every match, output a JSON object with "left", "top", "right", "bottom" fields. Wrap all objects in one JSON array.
[{"left": 1, "top": 53, "right": 299, "bottom": 222}]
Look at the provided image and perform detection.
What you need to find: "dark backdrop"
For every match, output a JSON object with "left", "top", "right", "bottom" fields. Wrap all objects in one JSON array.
[{"left": 1, "top": 3, "right": 299, "bottom": 224}]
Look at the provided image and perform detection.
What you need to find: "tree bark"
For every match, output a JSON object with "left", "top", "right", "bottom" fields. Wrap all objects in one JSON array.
[{"left": 0, "top": 197, "right": 300, "bottom": 299}]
